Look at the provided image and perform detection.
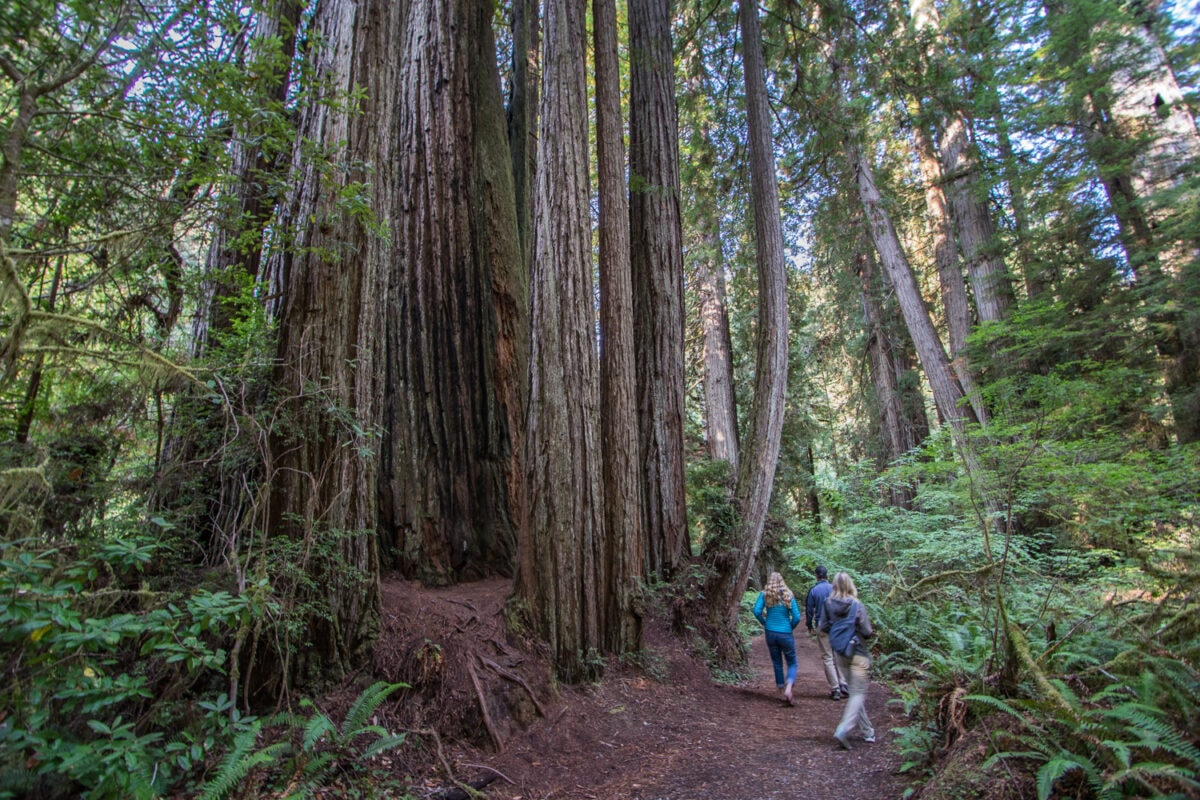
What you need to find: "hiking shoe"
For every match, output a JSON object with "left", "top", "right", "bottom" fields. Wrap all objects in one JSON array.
[
  {"left": 830, "top": 689, "right": 842, "bottom": 700},
  {"left": 863, "top": 735, "right": 876, "bottom": 743},
  {"left": 834, "top": 729, "right": 853, "bottom": 750},
  {"left": 838, "top": 683, "right": 849, "bottom": 696}
]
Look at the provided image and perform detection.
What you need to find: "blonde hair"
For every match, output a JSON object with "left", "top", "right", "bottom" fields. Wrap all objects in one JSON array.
[
  {"left": 830, "top": 571, "right": 858, "bottom": 600},
  {"left": 764, "top": 572, "right": 794, "bottom": 607}
]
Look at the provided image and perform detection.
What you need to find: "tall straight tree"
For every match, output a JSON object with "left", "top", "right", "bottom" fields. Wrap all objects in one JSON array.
[
  {"left": 908, "top": 0, "right": 1013, "bottom": 330},
  {"left": 910, "top": 111, "right": 987, "bottom": 423},
  {"left": 377, "top": 0, "right": 525, "bottom": 583},
  {"left": 629, "top": 0, "right": 689, "bottom": 579},
  {"left": 263, "top": 0, "right": 391, "bottom": 695},
  {"left": 706, "top": 0, "right": 790, "bottom": 630},
  {"left": 517, "top": 0, "right": 604, "bottom": 681},
  {"left": 595, "top": 0, "right": 644, "bottom": 652},
  {"left": 507, "top": 0, "right": 540, "bottom": 268}
]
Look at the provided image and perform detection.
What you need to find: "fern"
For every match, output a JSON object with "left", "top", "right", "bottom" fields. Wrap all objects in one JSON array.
[
  {"left": 199, "top": 722, "right": 290, "bottom": 800},
  {"left": 1036, "top": 754, "right": 1095, "bottom": 800},
  {"left": 340, "top": 681, "right": 404, "bottom": 737}
]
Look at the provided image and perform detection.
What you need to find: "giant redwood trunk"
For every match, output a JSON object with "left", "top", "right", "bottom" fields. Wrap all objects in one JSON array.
[
  {"left": 595, "top": 0, "right": 644, "bottom": 654},
  {"left": 517, "top": 0, "right": 604, "bottom": 681},
  {"left": 263, "top": 0, "right": 391, "bottom": 696},
  {"left": 705, "top": 0, "right": 789, "bottom": 633},
  {"left": 629, "top": 0, "right": 689, "bottom": 580},
  {"left": 377, "top": 0, "right": 524, "bottom": 583}
]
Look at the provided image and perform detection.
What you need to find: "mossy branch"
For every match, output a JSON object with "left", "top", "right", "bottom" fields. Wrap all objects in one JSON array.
[{"left": 885, "top": 562, "right": 999, "bottom": 603}]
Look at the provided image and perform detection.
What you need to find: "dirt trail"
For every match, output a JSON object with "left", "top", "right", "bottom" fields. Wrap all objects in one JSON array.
[{"left": 381, "top": 577, "right": 913, "bottom": 800}]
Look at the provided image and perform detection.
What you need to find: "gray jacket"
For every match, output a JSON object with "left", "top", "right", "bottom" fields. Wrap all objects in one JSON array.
[{"left": 819, "top": 596, "right": 874, "bottom": 656}]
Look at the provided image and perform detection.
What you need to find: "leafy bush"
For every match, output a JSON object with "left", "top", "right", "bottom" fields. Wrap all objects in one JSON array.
[{"left": 0, "top": 533, "right": 269, "bottom": 798}]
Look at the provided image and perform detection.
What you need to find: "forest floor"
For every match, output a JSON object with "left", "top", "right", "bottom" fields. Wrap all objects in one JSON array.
[{"left": 357, "top": 575, "right": 917, "bottom": 800}]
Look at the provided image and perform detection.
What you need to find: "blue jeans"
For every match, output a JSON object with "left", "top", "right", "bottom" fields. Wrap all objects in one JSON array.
[{"left": 765, "top": 630, "right": 797, "bottom": 688}]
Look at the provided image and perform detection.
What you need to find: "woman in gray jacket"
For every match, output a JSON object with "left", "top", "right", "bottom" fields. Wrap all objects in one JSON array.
[{"left": 819, "top": 571, "right": 875, "bottom": 749}]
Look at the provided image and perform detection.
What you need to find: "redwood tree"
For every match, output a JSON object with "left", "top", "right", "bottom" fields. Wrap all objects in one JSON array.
[
  {"left": 629, "top": 0, "right": 690, "bottom": 579},
  {"left": 377, "top": 0, "right": 524, "bottom": 583},
  {"left": 705, "top": 0, "right": 790, "bottom": 631},
  {"left": 517, "top": 0, "right": 604, "bottom": 681},
  {"left": 595, "top": 0, "right": 645, "bottom": 653}
]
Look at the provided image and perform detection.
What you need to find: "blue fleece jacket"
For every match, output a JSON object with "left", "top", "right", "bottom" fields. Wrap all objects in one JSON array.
[
  {"left": 753, "top": 593, "right": 801, "bottom": 633},
  {"left": 805, "top": 579, "right": 833, "bottom": 630}
]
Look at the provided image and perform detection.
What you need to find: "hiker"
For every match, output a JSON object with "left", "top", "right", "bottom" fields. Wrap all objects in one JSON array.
[
  {"left": 753, "top": 571, "right": 802, "bottom": 705},
  {"left": 820, "top": 571, "right": 875, "bottom": 749},
  {"left": 805, "top": 564, "right": 848, "bottom": 700}
]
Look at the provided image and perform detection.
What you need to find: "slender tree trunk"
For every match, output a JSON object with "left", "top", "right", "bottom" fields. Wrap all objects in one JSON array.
[
  {"left": 518, "top": 0, "right": 604, "bottom": 681},
  {"left": 858, "top": 237, "right": 913, "bottom": 506},
  {"left": 695, "top": 153, "right": 740, "bottom": 468},
  {"left": 507, "top": 0, "right": 540, "bottom": 268},
  {"left": 629, "top": 0, "right": 689, "bottom": 579},
  {"left": 594, "top": 0, "right": 644, "bottom": 653},
  {"left": 15, "top": 247, "right": 64, "bottom": 443},
  {"left": 706, "top": 0, "right": 790, "bottom": 631},
  {"left": 911, "top": 114, "right": 988, "bottom": 423},
  {"left": 194, "top": 0, "right": 304, "bottom": 353}
]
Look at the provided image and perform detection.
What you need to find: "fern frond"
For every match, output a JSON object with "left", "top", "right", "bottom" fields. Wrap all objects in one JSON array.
[
  {"left": 340, "top": 681, "right": 404, "bottom": 736},
  {"left": 198, "top": 723, "right": 289, "bottom": 800},
  {"left": 361, "top": 731, "right": 407, "bottom": 759},
  {"left": 1036, "top": 754, "right": 1097, "bottom": 800},
  {"left": 964, "top": 692, "right": 1031, "bottom": 722},
  {"left": 301, "top": 713, "right": 336, "bottom": 752}
]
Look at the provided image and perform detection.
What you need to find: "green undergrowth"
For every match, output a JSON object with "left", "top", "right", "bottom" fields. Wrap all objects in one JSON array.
[{"left": 789, "top": 428, "right": 1200, "bottom": 800}]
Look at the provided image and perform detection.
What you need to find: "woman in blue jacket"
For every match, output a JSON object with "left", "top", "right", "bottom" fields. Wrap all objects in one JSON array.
[{"left": 753, "top": 571, "right": 802, "bottom": 705}]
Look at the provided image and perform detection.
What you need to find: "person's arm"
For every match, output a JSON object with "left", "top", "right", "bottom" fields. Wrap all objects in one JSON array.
[
  {"left": 856, "top": 601, "right": 874, "bottom": 639},
  {"left": 789, "top": 597, "right": 802, "bottom": 630},
  {"left": 753, "top": 593, "right": 767, "bottom": 626},
  {"left": 804, "top": 589, "right": 815, "bottom": 630}
]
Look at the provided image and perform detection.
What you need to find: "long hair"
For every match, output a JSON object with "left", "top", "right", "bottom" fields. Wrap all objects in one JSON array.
[
  {"left": 830, "top": 571, "right": 858, "bottom": 601},
  {"left": 764, "top": 572, "right": 794, "bottom": 607}
]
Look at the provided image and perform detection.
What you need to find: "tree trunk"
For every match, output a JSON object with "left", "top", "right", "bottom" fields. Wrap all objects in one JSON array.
[
  {"left": 517, "top": 0, "right": 604, "bottom": 681},
  {"left": 194, "top": 0, "right": 304, "bottom": 354},
  {"left": 507, "top": 0, "right": 540, "bottom": 269},
  {"left": 629, "top": 0, "right": 689, "bottom": 580},
  {"left": 695, "top": 152, "right": 740, "bottom": 468},
  {"left": 912, "top": 115, "right": 988, "bottom": 424},
  {"left": 908, "top": 0, "right": 1012, "bottom": 330},
  {"left": 938, "top": 112, "right": 1013, "bottom": 328},
  {"left": 1049, "top": 0, "right": 1200, "bottom": 441},
  {"left": 851, "top": 137, "right": 972, "bottom": 435},
  {"left": 595, "top": 0, "right": 644, "bottom": 653},
  {"left": 706, "top": 0, "right": 790, "bottom": 631},
  {"left": 376, "top": 0, "right": 523, "bottom": 584},
  {"left": 262, "top": 0, "right": 389, "bottom": 698}
]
